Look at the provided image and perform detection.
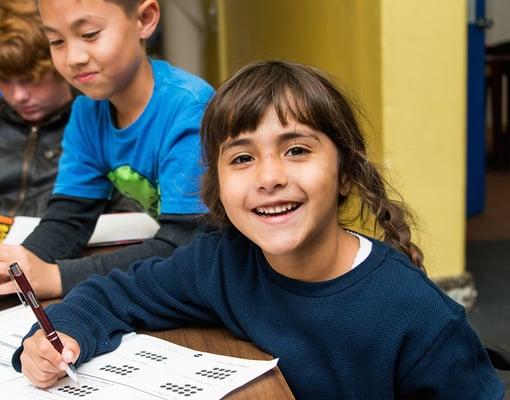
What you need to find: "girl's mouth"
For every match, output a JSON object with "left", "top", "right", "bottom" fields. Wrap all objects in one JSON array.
[{"left": 254, "top": 202, "right": 301, "bottom": 217}]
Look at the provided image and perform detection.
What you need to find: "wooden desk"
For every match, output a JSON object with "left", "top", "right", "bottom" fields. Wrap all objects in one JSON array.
[{"left": 0, "top": 294, "right": 295, "bottom": 399}]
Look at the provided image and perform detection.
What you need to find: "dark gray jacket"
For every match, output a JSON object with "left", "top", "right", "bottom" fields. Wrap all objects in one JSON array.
[
  {"left": 0, "top": 99, "right": 71, "bottom": 217},
  {"left": 0, "top": 99, "right": 135, "bottom": 217}
]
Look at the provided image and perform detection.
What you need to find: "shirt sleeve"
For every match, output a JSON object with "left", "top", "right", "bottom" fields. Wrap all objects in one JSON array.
[
  {"left": 57, "top": 213, "right": 212, "bottom": 295},
  {"left": 158, "top": 100, "right": 208, "bottom": 214},
  {"left": 53, "top": 97, "right": 112, "bottom": 199},
  {"left": 398, "top": 310, "right": 505, "bottom": 399},
  {"left": 12, "top": 238, "right": 219, "bottom": 372},
  {"left": 22, "top": 195, "right": 107, "bottom": 262}
]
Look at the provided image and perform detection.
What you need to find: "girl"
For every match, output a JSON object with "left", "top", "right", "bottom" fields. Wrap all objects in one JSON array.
[{"left": 13, "top": 61, "right": 503, "bottom": 399}]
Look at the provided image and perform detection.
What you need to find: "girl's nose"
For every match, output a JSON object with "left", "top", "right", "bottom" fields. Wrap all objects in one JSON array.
[{"left": 256, "top": 155, "right": 288, "bottom": 192}]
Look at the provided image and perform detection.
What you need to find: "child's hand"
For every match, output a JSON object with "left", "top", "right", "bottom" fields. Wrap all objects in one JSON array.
[
  {"left": 20, "top": 329, "right": 80, "bottom": 388},
  {"left": 0, "top": 244, "right": 62, "bottom": 298}
]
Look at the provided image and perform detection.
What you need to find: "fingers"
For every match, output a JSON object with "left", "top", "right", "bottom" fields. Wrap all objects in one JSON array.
[
  {"left": 0, "top": 280, "right": 16, "bottom": 295},
  {"left": 0, "top": 244, "right": 16, "bottom": 265},
  {"left": 61, "top": 334, "right": 81, "bottom": 363},
  {"left": 0, "top": 260, "right": 12, "bottom": 281},
  {"left": 0, "top": 246, "right": 24, "bottom": 282},
  {"left": 0, "top": 259, "right": 16, "bottom": 295},
  {"left": 0, "top": 245, "right": 62, "bottom": 299},
  {"left": 20, "top": 330, "right": 75, "bottom": 388},
  {"left": 21, "top": 350, "right": 66, "bottom": 388},
  {"left": 62, "top": 349, "right": 76, "bottom": 365},
  {"left": 22, "top": 367, "right": 61, "bottom": 389}
]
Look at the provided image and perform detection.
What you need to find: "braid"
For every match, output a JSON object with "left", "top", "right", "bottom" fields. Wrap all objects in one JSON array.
[{"left": 349, "top": 152, "right": 425, "bottom": 271}]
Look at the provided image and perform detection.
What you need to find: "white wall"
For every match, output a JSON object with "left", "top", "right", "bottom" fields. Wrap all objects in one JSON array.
[
  {"left": 486, "top": 0, "right": 510, "bottom": 45},
  {"left": 161, "top": 0, "right": 208, "bottom": 77}
]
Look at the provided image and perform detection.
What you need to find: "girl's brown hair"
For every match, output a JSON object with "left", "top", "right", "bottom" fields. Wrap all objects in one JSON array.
[
  {"left": 200, "top": 60, "right": 424, "bottom": 270},
  {"left": 0, "top": 0, "right": 54, "bottom": 81}
]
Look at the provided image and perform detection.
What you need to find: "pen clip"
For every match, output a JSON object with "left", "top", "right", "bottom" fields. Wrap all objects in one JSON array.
[{"left": 8, "top": 263, "right": 28, "bottom": 306}]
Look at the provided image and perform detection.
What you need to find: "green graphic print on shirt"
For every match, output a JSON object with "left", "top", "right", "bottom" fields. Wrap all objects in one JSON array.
[{"left": 107, "top": 165, "right": 160, "bottom": 218}]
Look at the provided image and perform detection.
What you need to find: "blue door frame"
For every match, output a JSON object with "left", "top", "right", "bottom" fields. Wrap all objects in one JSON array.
[{"left": 467, "top": 0, "right": 487, "bottom": 216}]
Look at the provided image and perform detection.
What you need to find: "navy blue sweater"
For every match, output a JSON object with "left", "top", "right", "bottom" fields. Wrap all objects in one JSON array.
[{"left": 13, "top": 228, "right": 504, "bottom": 399}]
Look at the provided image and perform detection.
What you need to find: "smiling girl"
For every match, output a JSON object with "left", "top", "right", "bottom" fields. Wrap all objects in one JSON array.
[{"left": 14, "top": 61, "right": 504, "bottom": 399}]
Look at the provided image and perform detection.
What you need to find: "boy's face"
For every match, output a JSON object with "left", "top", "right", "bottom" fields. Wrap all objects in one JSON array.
[
  {"left": 0, "top": 72, "right": 72, "bottom": 123},
  {"left": 38, "top": 0, "right": 146, "bottom": 100}
]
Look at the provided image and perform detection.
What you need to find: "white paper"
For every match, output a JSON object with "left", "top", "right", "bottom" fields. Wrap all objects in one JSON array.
[
  {"left": 1, "top": 216, "right": 39, "bottom": 246},
  {"left": 2, "top": 213, "right": 159, "bottom": 247},
  {"left": 86, "top": 213, "right": 160, "bottom": 246},
  {"left": 3, "top": 334, "right": 278, "bottom": 399},
  {"left": 0, "top": 305, "right": 37, "bottom": 383}
]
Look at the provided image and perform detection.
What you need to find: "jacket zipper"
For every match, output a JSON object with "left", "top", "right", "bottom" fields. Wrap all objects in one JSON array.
[{"left": 8, "top": 126, "right": 39, "bottom": 216}]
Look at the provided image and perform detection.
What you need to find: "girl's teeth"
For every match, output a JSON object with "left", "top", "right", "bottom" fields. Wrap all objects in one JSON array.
[{"left": 256, "top": 203, "right": 297, "bottom": 215}]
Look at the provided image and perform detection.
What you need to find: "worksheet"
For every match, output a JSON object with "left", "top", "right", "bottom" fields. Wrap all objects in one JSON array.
[
  {"left": 0, "top": 305, "right": 36, "bottom": 383},
  {"left": 3, "top": 332, "right": 278, "bottom": 399}
]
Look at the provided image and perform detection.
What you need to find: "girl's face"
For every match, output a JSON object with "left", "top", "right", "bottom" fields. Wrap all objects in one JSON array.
[{"left": 218, "top": 106, "right": 343, "bottom": 273}]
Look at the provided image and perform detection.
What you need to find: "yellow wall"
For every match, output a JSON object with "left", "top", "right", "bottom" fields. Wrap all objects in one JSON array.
[
  {"left": 216, "top": 0, "right": 467, "bottom": 279},
  {"left": 380, "top": 2, "right": 467, "bottom": 278},
  {"left": 217, "top": 0, "right": 383, "bottom": 158}
]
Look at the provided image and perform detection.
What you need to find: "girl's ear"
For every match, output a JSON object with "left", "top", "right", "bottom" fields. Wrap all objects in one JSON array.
[
  {"left": 137, "top": 0, "right": 160, "bottom": 40},
  {"left": 338, "top": 174, "right": 351, "bottom": 196}
]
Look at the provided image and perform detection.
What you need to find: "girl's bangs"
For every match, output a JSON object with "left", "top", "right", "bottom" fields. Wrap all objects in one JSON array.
[{"left": 223, "top": 80, "right": 315, "bottom": 140}]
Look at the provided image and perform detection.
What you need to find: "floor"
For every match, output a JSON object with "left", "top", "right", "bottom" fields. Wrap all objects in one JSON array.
[{"left": 466, "top": 171, "right": 510, "bottom": 396}]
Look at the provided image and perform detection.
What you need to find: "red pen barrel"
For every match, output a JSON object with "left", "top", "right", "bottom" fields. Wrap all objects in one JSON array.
[
  {"left": 46, "top": 331, "right": 65, "bottom": 353},
  {"left": 8, "top": 263, "right": 63, "bottom": 351},
  {"left": 8, "top": 263, "right": 80, "bottom": 385}
]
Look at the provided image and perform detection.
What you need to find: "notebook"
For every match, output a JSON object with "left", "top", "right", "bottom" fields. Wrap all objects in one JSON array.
[{"left": 1, "top": 213, "right": 160, "bottom": 247}]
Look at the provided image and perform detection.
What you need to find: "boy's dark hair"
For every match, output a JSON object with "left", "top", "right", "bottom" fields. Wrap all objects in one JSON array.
[
  {"left": 200, "top": 60, "right": 425, "bottom": 270},
  {"left": 104, "top": 0, "right": 141, "bottom": 16},
  {"left": 0, "top": 0, "right": 55, "bottom": 81}
]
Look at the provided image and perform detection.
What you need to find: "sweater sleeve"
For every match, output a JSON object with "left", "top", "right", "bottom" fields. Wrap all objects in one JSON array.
[
  {"left": 11, "top": 239, "right": 219, "bottom": 372},
  {"left": 57, "top": 214, "right": 211, "bottom": 295},
  {"left": 22, "top": 195, "right": 106, "bottom": 262},
  {"left": 398, "top": 309, "right": 505, "bottom": 399}
]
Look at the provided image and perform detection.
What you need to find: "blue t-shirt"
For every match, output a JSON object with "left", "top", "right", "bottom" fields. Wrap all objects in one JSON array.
[{"left": 54, "top": 59, "right": 214, "bottom": 217}]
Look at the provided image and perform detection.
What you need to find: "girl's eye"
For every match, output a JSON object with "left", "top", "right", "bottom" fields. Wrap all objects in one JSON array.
[
  {"left": 82, "top": 31, "right": 100, "bottom": 40},
  {"left": 285, "top": 146, "right": 309, "bottom": 157},
  {"left": 231, "top": 154, "right": 253, "bottom": 164}
]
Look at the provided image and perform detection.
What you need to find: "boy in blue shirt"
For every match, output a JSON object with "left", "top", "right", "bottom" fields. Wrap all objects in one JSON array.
[
  {"left": 0, "top": 0, "right": 133, "bottom": 219},
  {"left": 0, "top": 0, "right": 214, "bottom": 299}
]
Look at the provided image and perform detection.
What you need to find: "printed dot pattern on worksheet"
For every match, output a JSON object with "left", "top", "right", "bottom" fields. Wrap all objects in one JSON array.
[
  {"left": 134, "top": 350, "right": 168, "bottom": 362},
  {"left": 99, "top": 364, "right": 140, "bottom": 375},
  {"left": 195, "top": 367, "right": 237, "bottom": 379},
  {"left": 57, "top": 385, "right": 99, "bottom": 397},
  {"left": 160, "top": 382, "right": 204, "bottom": 397}
]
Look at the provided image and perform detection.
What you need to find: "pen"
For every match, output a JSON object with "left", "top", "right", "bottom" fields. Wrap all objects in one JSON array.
[{"left": 8, "top": 262, "right": 80, "bottom": 386}]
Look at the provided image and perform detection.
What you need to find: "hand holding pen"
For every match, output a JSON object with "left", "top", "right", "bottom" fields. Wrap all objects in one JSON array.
[{"left": 8, "top": 262, "right": 80, "bottom": 387}]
